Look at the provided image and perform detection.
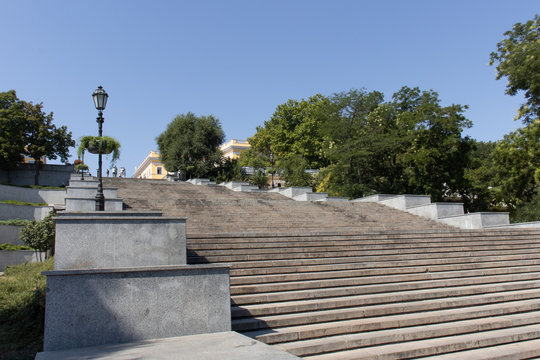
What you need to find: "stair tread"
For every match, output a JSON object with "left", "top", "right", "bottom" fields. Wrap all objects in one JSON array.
[
  {"left": 276, "top": 310, "right": 540, "bottom": 356},
  {"left": 302, "top": 323, "right": 540, "bottom": 359}
]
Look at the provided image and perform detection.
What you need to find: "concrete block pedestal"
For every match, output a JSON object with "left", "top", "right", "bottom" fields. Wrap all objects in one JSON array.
[{"left": 42, "top": 265, "right": 231, "bottom": 351}]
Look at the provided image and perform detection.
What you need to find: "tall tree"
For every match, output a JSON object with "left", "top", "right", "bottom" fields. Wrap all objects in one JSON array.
[
  {"left": 0, "top": 91, "right": 26, "bottom": 171},
  {"left": 490, "top": 15, "right": 540, "bottom": 124},
  {"left": 492, "top": 120, "right": 540, "bottom": 210},
  {"left": 156, "top": 112, "right": 225, "bottom": 179},
  {"left": 249, "top": 94, "right": 332, "bottom": 170},
  {"left": 24, "top": 101, "right": 74, "bottom": 185},
  {"left": 0, "top": 90, "right": 75, "bottom": 185}
]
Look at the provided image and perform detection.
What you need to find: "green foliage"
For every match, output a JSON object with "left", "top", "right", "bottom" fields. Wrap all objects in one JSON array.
[
  {"left": 492, "top": 120, "right": 540, "bottom": 209},
  {"left": 511, "top": 189, "right": 540, "bottom": 222},
  {"left": 278, "top": 154, "right": 314, "bottom": 187},
  {"left": 0, "top": 258, "right": 53, "bottom": 359},
  {"left": 462, "top": 141, "right": 498, "bottom": 212},
  {"left": 0, "top": 90, "right": 75, "bottom": 185},
  {"left": 214, "top": 158, "right": 246, "bottom": 183},
  {"left": 0, "top": 91, "right": 26, "bottom": 170},
  {"left": 0, "top": 243, "right": 33, "bottom": 251},
  {"left": 19, "top": 212, "right": 55, "bottom": 254},
  {"left": 0, "top": 200, "right": 48, "bottom": 206},
  {"left": 249, "top": 94, "right": 333, "bottom": 170},
  {"left": 74, "top": 163, "right": 89, "bottom": 172},
  {"left": 77, "top": 135, "right": 121, "bottom": 164},
  {"left": 156, "top": 112, "right": 225, "bottom": 179},
  {"left": 0, "top": 219, "right": 31, "bottom": 226},
  {"left": 490, "top": 14, "right": 540, "bottom": 124},
  {"left": 249, "top": 87, "right": 473, "bottom": 200}
]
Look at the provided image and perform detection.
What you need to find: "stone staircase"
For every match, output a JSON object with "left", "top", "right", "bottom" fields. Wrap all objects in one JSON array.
[{"left": 105, "top": 178, "right": 540, "bottom": 359}]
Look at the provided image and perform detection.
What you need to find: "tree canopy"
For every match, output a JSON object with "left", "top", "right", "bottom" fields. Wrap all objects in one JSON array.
[
  {"left": 490, "top": 14, "right": 540, "bottom": 124},
  {"left": 156, "top": 112, "right": 225, "bottom": 179},
  {"left": 246, "top": 86, "right": 473, "bottom": 203},
  {"left": 0, "top": 90, "right": 75, "bottom": 185}
]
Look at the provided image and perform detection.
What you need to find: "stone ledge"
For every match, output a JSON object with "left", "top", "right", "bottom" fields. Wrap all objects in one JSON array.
[
  {"left": 36, "top": 331, "right": 300, "bottom": 360},
  {"left": 43, "top": 263, "right": 229, "bottom": 276}
]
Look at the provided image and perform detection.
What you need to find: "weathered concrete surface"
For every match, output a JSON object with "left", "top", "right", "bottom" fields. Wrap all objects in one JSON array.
[
  {"left": 0, "top": 224, "right": 23, "bottom": 245},
  {"left": 0, "top": 250, "right": 44, "bottom": 271},
  {"left": 231, "top": 185, "right": 259, "bottom": 192},
  {"left": 68, "top": 179, "right": 98, "bottom": 188},
  {"left": 42, "top": 265, "right": 231, "bottom": 351},
  {"left": 36, "top": 331, "right": 301, "bottom": 360},
  {"left": 56, "top": 211, "right": 162, "bottom": 217},
  {"left": 407, "top": 202, "right": 464, "bottom": 220},
  {"left": 0, "top": 184, "right": 66, "bottom": 205},
  {"left": 54, "top": 215, "right": 187, "bottom": 270},
  {"left": 0, "top": 203, "right": 53, "bottom": 221},
  {"left": 316, "top": 196, "right": 349, "bottom": 202},
  {"left": 66, "top": 186, "right": 118, "bottom": 199},
  {"left": 487, "top": 221, "right": 540, "bottom": 229},
  {"left": 64, "top": 197, "right": 123, "bottom": 212},
  {"left": 280, "top": 187, "right": 313, "bottom": 198},
  {"left": 221, "top": 181, "right": 250, "bottom": 190},
  {"left": 293, "top": 192, "right": 328, "bottom": 201},
  {"left": 378, "top": 194, "right": 432, "bottom": 210},
  {"left": 0, "top": 163, "right": 73, "bottom": 187},
  {"left": 351, "top": 194, "right": 397, "bottom": 202},
  {"left": 439, "top": 212, "right": 510, "bottom": 229}
]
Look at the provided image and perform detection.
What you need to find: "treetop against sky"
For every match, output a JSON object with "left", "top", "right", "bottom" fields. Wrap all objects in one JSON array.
[{"left": 1, "top": 0, "right": 538, "bottom": 176}]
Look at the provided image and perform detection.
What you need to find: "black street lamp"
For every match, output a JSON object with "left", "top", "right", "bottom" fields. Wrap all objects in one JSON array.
[{"left": 92, "top": 86, "right": 108, "bottom": 211}]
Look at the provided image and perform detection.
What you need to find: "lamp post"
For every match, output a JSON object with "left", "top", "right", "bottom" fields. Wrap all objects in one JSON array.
[
  {"left": 270, "top": 152, "right": 275, "bottom": 189},
  {"left": 92, "top": 86, "right": 108, "bottom": 211}
]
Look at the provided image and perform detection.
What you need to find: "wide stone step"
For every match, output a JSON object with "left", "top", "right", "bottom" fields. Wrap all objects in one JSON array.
[
  {"left": 189, "top": 247, "right": 540, "bottom": 265},
  {"left": 276, "top": 310, "right": 540, "bottom": 357},
  {"left": 232, "top": 279, "right": 540, "bottom": 318},
  {"left": 193, "top": 251, "right": 540, "bottom": 271},
  {"left": 187, "top": 235, "right": 540, "bottom": 249},
  {"left": 244, "top": 298, "right": 540, "bottom": 345},
  {"left": 189, "top": 242, "right": 540, "bottom": 258},
  {"left": 229, "top": 257, "right": 540, "bottom": 277},
  {"left": 230, "top": 265, "right": 540, "bottom": 295},
  {"left": 302, "top": 323, "right": 540, "bottom": 359},
  {"left": 230, "top": 261, "right": 540, "bottom": 285},
  {"left": 419, "top": 337, "right": 540, "bottom": 359},
  {"left": 231, "top": 273, "right": 540, "bottom": 305},
  {"left": 232, "top": 287, "right": 540, "bottom": 331}
]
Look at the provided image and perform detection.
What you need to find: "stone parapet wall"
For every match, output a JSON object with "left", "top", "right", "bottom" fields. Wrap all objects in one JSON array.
[
  {"left": 42, "top": 265, "right": 231, "bottom": 351},
  {"left": 0, "top": 184, "right": 66, "bottom": 205},
  {"left": 54, "top": 215, "right": 187, "bottom": 270},
  {"left": 0, "top": 164, "right": 74, "bottom": 187}
]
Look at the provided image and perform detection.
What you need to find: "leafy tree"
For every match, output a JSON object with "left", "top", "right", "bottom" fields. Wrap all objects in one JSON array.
[
  {"left": 24, "top": 104, "right": 75, "bottom": 185},
  {"left": 19, "top": 211, "right": 55, "bottom": 261},
  {"left": 0, "top": 90, "right": 75, "bottom": 185},
  {"left": 249, "top": 94, "right": 333, "bottom": 170},
  {"left": 490, "top": 15, "right": 540, "bottom": 124},
  {"left": 391, "top": 87, "right": 473, "bottom": 201},
  {"left": 317, "top": 87, "right": 473, "bottom": 201},
  {"left": 156, "top": 112, "right": 225, "bottom": 180},
  {"left": 214, "top": 157, "right": 246, "bottom": 183},
  {"left": 461, "top": 140, "right": 498, "bottom": 212},
  {"left": 0, "top": 91, "right": 29, "bottom": 172},
  {"left": 492, "top": 120, "right": 540, "bottom": 210}
]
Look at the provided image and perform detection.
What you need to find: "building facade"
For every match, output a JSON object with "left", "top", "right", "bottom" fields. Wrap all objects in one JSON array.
[
  {"left": 133, "top": 151, "right": 167, "bottom": 179},
  {"left": 219, "top": 139, "right": 251, "bottom": 159}
]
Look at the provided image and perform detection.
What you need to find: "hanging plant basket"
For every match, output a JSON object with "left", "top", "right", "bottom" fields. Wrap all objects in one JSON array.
[
  {"left": 87, "top": 139, "right": 112, "bottom": 155},
  {"left": 77, "top": 135, "right": 121, "bottom": 164}
]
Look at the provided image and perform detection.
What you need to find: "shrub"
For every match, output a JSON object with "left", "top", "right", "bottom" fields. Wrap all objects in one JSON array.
[{"left": 19, "top": 212, "right": 55, "bottom": 260}]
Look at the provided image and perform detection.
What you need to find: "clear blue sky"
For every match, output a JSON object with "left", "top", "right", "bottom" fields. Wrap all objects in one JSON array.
[{"left": 1, "top": 1, "right": 538, "bottom": 176}]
